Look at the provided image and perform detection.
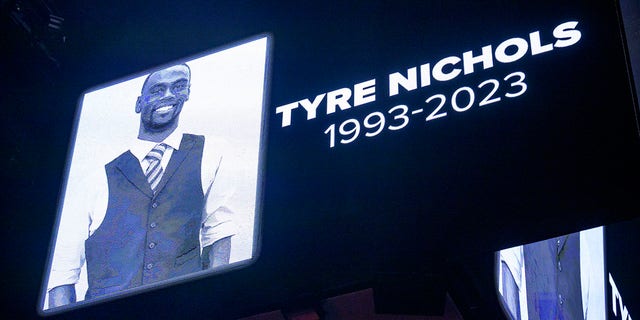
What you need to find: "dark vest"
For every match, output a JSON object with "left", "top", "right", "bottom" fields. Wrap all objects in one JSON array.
[
  {"left": 523, "top": 234, "right": 583, "bottom": 320},
  {"left": 85, "top": 134, "right": 205, "bottom": 299}
]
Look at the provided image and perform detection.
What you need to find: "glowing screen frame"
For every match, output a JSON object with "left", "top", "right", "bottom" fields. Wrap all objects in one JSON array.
[{"left": 39, "top": 34, "right": 270, "bottom": 314}]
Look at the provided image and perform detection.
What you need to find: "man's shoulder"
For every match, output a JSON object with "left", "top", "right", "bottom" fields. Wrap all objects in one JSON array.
[
  {"left": 182, "top": 133, "right": 229, "bottom": 153},
  {"left": 179, "top": 133, "right": 206, "bottom": 153},
  {"left": 182, "top": 133, "right": 205, "bottom": 143},
  {"left": 105, "top": 150, "right": 136, "bottom": 168}
]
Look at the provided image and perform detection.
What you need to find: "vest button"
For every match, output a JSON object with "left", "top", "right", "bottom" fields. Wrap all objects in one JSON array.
[
  {"left": 150, "top": 222, "right": 157, "bottom": 228},
  {"left": 152, "top": 202, "right": 158, "bottom": 208},
  {"left": 146, "top": 263, "right": 154, "bottom": 270},
  {"left": 148, "top": 242, "right": 156, "bottom": 249}
]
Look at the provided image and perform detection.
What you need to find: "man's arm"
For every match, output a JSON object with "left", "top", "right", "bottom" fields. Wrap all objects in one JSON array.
[
  {"left": 202, "top": 236, "right": 231, "bottom": 269},
  {"left": 200, "top": 137, "right": 236, "bottom": 269},
  {"left": 46, "top": 169, "right": 106, "bottom": 309},
  {"left": 48, "top": 284, "right": 76, "bottom": 308}
]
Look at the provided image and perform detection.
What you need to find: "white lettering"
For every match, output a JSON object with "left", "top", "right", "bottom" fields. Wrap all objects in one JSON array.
[
  {"left": 495, "top": 37, "right": 529, "bottom": 63},
  {"left": 529, "top": 31, "right": 554, "bottom": 55},
  {"left": 275, "top": 102, "right": 299, "bottom": 127},
  {"left": 610, "top": 273, "right": 633, "bottom": 320},
  {"left": 327, "top": 87, "right": 352, "bottom": 114},
  {"left": 354, "top": 79, "right": 376, "bottom": 106},
  {"left": 420, "top": 63, "right": 431, "bottom": 88},
  {"left": 553, "top": 21, "right": 582, "bottom": 48},
  {"left": 278, "top": 20, "right": 583, "bottom": 127},
  {"left": 463, "top": 45, "right": 494, "bottom": 75},
  {"left": 433, "top": 56, "right": 462, "bottom": 82},
  {"left": 389, "top": 67, "right": 417, "bottom": 96},
  {"left": 299, "top": 93, "right": 326, "bottom": 121}
]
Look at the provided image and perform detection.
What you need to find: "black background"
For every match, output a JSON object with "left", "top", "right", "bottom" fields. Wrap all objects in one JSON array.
[
  {"left": 606, "top": 218, "right": 640, "bottom": 320},
  {"left": 2, "top": 0, "right": 638, "bottom": 319}
]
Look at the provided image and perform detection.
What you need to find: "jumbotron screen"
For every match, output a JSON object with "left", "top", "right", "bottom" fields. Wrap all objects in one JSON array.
[
  {"left": 40, "top": 36, "right": 269, "bottom": 313},
  {"left": 19, "top": 0, "right": 638, "bottom": 318},
  {"left": 496, "top": 217, "right": 639, "bottom": 320}
]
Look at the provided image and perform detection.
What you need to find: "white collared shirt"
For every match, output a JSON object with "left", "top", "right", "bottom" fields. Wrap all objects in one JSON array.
[{"left": 48, "top": 129, "right": 236, "bottom": 293}]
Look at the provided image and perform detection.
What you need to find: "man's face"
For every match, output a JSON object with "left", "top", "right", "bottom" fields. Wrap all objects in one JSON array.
[{"left": 136, "top": 65, "right": 190, "bottom": 131}]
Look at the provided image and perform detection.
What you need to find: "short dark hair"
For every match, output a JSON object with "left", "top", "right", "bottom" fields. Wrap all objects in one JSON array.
[{"left": 141, "top": 63, "right": 191, "bottom": 93}]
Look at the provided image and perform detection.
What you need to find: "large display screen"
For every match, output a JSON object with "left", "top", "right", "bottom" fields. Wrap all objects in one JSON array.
[
  {"left": 39, "top": 36, "right": 269, "bottom": 313},
  {"left": 497, "top": 226, "right": 606, "bottom": 320},
  {"left": 496, "top": 217, "right": 639, "bottom": 320},
  {"left": 2, "top": 0, "right": 637, "bottom": 318}
]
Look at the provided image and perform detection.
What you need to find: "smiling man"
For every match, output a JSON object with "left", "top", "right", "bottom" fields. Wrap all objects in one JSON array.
[
  {"left": 48, "top": 63, "right": 236, "bottom": 307},
  {"left": 136, "top": 64, "right": 190, "bottom": 142}
]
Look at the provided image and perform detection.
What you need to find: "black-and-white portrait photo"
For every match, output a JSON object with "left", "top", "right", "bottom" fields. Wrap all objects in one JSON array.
[{"left": 41, "top": 36, "right": 269, "bottom": 311}]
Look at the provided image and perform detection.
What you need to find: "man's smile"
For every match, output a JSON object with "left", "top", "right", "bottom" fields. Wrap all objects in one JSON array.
[{"left": 154, "top": 104, "right": 176, "bottom": 115}]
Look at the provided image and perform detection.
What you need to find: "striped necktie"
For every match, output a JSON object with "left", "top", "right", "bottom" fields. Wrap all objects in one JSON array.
[{"left": 144, "top": 143, "right": 167, "bottom": 192}]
